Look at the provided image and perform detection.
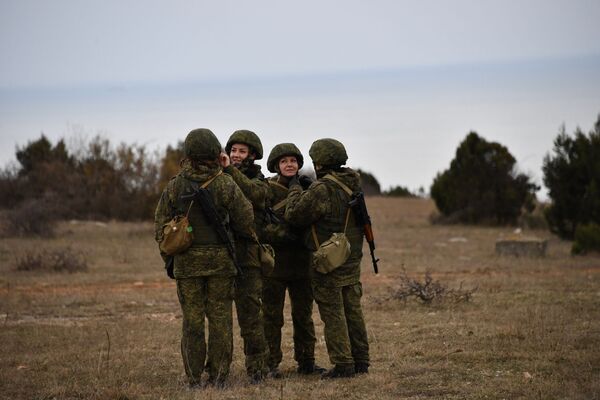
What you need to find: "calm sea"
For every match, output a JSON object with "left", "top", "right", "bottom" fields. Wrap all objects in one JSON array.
[{"left": 1, "top": 55, "right": 599, "bottom": 197}]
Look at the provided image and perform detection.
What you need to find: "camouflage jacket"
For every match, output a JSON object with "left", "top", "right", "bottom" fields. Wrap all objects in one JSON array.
[
  {"left": 154, "top": 160, "right": 254, "bottom": 278},
  {"left": 223, "top": 162, "right": 269, "bottom": 268},
  {"left": 285, "top": 168, "right": 365, "bottom": 287},
  {"left": 263, "top": 175, "right": 311, "bottom": 280}
]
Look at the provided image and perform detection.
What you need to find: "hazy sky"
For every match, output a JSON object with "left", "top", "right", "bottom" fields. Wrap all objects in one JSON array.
[
  {"left": 1, "top": 0, "right": 599, "bottom": 197},
  {"left": 2, "top": 0, "right": 600, "bottom": 87}
]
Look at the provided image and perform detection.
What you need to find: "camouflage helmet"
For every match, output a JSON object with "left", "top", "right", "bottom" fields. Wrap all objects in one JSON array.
[
  {"left": 309, "top": 138, "right": 348, "bottom": 167},
  {"left": 184, "top": 128, "right": 222, "bottom": 161},
  {"left": 267, "top": 143, "right": 304, "bottom": 173},
  {"left": 225, "top": 130, "right": 263, "bottom": 160}
]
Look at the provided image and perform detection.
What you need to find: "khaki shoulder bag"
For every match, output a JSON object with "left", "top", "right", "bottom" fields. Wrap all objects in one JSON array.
[
  {"left": 311, "top": 174, "right": 354, "bottom": 274},
  {"left": 249, "top": 231, "right": 276, "bottom": 276},
  {"left": 159, "top": 172, "right": 222, "bottom": 256}
]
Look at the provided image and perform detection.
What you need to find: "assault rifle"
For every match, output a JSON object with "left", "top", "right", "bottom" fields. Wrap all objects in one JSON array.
[
  {"left": 181, "top": 185, "right": 242, "bottom": 276},
  {"left": 349, "top": 192, "right": 379, "bottom": 274}
]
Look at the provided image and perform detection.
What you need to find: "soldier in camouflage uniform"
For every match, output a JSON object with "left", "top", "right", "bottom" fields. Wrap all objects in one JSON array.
[
  {"left": 284, "top": 138, "right": 370, "bottom": 379},
  {"left": 154, "top": 128, "right": 254, "bottom": 387},
  {"left": 262, "top": 143, "right": 325, "bottom": 377},
  {"left": 222, "top": 129, "right": 270, "bottom": 382}
]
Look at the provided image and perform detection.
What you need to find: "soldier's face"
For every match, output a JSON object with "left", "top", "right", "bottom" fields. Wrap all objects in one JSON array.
[
  {"left": 278, "top": 156, "right": 299, "bottom": 177},
  {"left": 230, "top": 143, "right": 251, "bottom": 167}
]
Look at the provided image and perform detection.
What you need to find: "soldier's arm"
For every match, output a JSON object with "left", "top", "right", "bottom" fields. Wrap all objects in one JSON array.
[
  {"left": 224, "top": 165, "right": 268, "bottom": 209},
  {"left": 284, "top": 181, "right": 329, "bottom": 227},
  {"left": 226, "top": 182, "right": 255, "bottom": 239}
]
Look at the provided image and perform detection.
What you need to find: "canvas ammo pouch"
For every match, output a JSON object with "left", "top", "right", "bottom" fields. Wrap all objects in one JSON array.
[
  {"left": 159, "top": 172, "right": 221, "bottom": 256},
  {"left": 311, "top": 209, "right": 352, "bottom": 274},
  {"left": 258, "top": 242, "right": 276, "bottom": 276},
  {"left": 311, "top": 174, "right": 356, "bottom": 274},
  {"left": 251, "top": 232, "right": 276, "bottom": 276}
]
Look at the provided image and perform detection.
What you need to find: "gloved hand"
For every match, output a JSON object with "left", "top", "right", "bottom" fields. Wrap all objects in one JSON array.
[
  {"left": 288, "top": 175, "right": 301, "bottom": 188},
  {"left": 166, "top": 265, "right": 175, "bottom": 279},
  {"left": 298, "top": 175, "right": 314, "bottom": 189},
  {"left": 165, "top": 256, "right": 175, "bottom": 279}
]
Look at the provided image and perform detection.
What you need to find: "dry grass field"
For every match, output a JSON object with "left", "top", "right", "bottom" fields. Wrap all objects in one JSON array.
[{"left": 1, "top": 197, "right": 599, "bottom": 400}]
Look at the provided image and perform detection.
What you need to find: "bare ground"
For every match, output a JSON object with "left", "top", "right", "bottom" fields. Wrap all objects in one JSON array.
[{"left": 1, "top": 197, "right": 599, "bottom": 399}]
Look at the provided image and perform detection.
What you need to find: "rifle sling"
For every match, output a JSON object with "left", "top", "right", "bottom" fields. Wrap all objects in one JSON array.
[
  {"left": 272, "top": 198, "right": 288, "bottom": 211},
  {"left": 268, "top": 179, "right": 289, "bottom": 191},
  {"left": 323, "top": 174, "right": 354, "bottom": 197},
  {"left": 188, "top": 170, "right": 223, "bottom": 213},
  {"left": 268, "top": 177, "right": 290, "bottom": 212}
]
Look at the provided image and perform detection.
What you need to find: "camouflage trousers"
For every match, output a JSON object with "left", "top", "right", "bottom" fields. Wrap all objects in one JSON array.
[
  {"left": 263, "top": 276, "right": 317, "bottom": 368},
  {"left": 234, "top": 266, "right": 269, "bottom": 375},
  {"left": 177, "top": 276, "right": 234, "bottom": 385},
  {"left": 312, "top": 281, "right": 369, "bottom": 367}
]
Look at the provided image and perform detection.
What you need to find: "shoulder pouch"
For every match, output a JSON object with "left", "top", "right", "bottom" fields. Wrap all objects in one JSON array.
[
  {"left": 158, "top": 172, "right": 221, "bottom": 256},
  {"left": 310, "top": 174, "right": 355, "bottom": 274}
]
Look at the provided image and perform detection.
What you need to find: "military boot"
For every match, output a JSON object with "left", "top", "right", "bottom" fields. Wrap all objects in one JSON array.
[
  {"left": 297, "top": 360, "right": 326, "bottom": 375},
  {"left": 320, "top": 364, "right": 355, "bottom": 379},
  {"left": 354, "top": 362, "right": 369, "bottom": 374}
]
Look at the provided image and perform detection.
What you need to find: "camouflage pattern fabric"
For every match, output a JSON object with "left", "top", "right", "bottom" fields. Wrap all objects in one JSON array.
[
  {"left": 264, "top": 175, "right": 310, "bottom": 280},
  {"left": 312, "top": 282, "right": 369, "bottom": 366},
  {"left": 262, "top": 173, "right": 318, "bottom": 369},
  {"left": 224, "top": 160, "right": 270, "bottom": 376},
  {"left": 154, "top": 160, "right": 254, "bottom": 278},
  {"left": 266, "top": 143, "right": 304, "bottom": 173},
  {"left": 234, "top": 266, "right": 269, "bottom": 374},
  {"left": 154, "top": 159, "right": 254, "bottom": 385},
  {"left": 285, "top": 168, "right": 364, "bottom": 287},
  {"left": 178, "top": 276, "right": 234, "bottom": 384},
  {"left": 285, "top": 165, "right": 370, "bottom": 369},
  {"left": 184, "top": 128, "right": 221, "bottom": 161},
  {"left": 263, "top": 276, "right": 317, "bottom": 368},
  {"left": 225, "top": 129, "right": 264, "bottom": 159},
  {"left": 308, "top": 138, "right": 348, "bottom": 167}
]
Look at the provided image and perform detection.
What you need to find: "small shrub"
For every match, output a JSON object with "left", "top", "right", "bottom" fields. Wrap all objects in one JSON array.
[
  {"left": 391, "top": 269, "right": 477, "bottom": 304},
  {"left": 4, "top": 198, "right": 60, "bottom": 237},
  {"left": 518, "top": 202, "right": 549, "bottom": 230},
  {"left": 357, "top": 169, "right": 381, "bottom": 196},
  {"left": 572, "top": 223, "right": 600, "bottom": 255},
  {"left": 384, "top": 185, "right": 417, "bottom": 198},
  {"left": 15, "top": 247, "right": 88, "bottom": 273}
]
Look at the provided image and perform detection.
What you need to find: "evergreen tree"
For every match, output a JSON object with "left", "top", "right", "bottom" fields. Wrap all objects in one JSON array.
[
  {"left": 431, "top": 132, "right": 537, "bottom": 224},
  {"left": 543, "top": 114, "right": 600, "bottom": 239}
]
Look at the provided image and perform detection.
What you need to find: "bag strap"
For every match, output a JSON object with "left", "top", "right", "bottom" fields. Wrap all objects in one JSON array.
[
  {"left": 272, "top": 198, "right": 288, "bottom": 211},
  {"left": 311, "top": 207, "right": 351, "bottom": 247},
  {"left": 324, "top": 174, "right": 353, "bottom": 232},
  {"left": 186, "top": 170, "right": 223, "bottom": 216},
  {"left": 250, "top": 229, "right": 270, "bottom": 253},
  {"left": 268, "top": 179, "right": 289, "bottom": 191},
  {"left": 201, "top": 170, "right": 223, "bottom": 189},
  {"left": 311, "top": 174, "right": 353, "bottom": 247},
  {"left": 269, "top": 177, "right": 289, "bottom": 211},
  {"left": 323, "top": 174, "right": 354, "bottom": 197}
]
